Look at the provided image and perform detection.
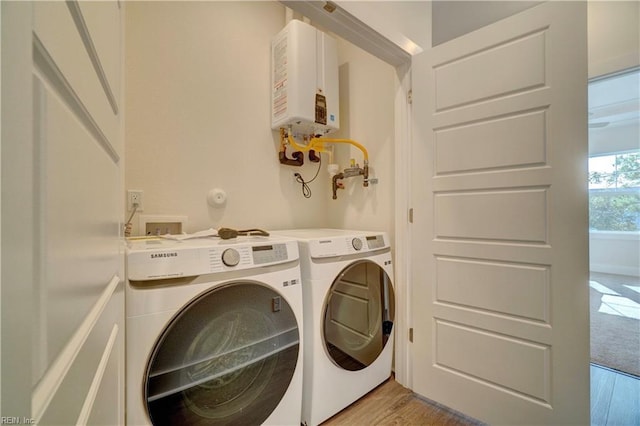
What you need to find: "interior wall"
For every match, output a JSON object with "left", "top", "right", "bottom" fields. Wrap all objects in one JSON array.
[
  {"left": 587, "top": 1, "right": 639, "bottom": 277},
  {"left": 590, "top": 232, "right": 640, "bottom": 277},
  {"left": 328, "top": 38, "right": 396, "bottom": 243},
  {"left": 588, "top": 0, "right": 640, "bottom": 78},
  {"left": 125, "top": 1, "right": 396, "bottom": 236},
  {"left": 125, "top": 2, "right": 314, "bottom": 234}
]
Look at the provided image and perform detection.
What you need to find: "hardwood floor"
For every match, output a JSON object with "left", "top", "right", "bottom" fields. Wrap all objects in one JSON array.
[
  {"left": 319, "top": 367, "right": 640, "bottom": 425},
  {"left": 591, "top": 364, "right": 640, "bottom": 426},
  {"left": 321, "top": 378, "right": 483, "bottom": 426}
]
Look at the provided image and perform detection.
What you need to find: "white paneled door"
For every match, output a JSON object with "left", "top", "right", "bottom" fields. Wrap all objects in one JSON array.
[
  {"left": 411, "top": 2, "right": 589, "bottom": 424},
  {"left": 2, "top": 1, "right": 124, "bottom": 423}
]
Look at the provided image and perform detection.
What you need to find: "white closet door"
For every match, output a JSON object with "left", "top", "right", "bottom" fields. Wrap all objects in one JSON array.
[{"left": 411, "top": 2, "right": 589, "bottom": 424}]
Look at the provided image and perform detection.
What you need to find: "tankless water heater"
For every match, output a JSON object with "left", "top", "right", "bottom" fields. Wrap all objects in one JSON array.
[{"left": 271, "top": 20, "right": 339, "bottom": 137}]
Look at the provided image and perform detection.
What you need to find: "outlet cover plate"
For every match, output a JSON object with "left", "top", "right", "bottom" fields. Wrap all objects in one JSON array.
[
  {"left": 139, "top": 215, "right": 188, "bottom": 237},
  {"left": 127, "top": 190, "right": 144, "bottom": 211}
]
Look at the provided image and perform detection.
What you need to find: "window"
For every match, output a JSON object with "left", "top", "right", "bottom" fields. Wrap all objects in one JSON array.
[
  {"left": 588, "top": 69, "right": 640, "bottom": 232},
  {"left": 589, "top": 151, "right": 640, "bottom": 231}
]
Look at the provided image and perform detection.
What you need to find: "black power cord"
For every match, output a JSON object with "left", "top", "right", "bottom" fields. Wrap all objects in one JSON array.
[
  {"left": 294, "top": 155, "right": 322, "bottom": 198},
  {"left": 218, "top": 227, "right": 270, "bottom": 239}
]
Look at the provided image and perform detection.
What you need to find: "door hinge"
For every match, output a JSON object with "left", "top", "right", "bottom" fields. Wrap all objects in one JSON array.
[
  {"left": 407, "top": 89, "right": 413, "bottom": 105},
  {"left": 409, "top": 327, "right": 414, "bottom": 343},
  {"left": 408, "top": 208, "right": 414, "bottom": 223}
]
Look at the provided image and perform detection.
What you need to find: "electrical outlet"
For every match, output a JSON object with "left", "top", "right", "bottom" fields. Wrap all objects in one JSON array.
[{"left": 127, "top": 190, "right": 144, "bottom": 212}]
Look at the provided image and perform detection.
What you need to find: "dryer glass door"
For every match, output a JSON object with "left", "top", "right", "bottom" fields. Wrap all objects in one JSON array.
[
  {"left": 144, "top": 282, "right": 299, "bottom": 425},
  {"left": 323, "top": 260, "right": 395, "bottom": 371}
]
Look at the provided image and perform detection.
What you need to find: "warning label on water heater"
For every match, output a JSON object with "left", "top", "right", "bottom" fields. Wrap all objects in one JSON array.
[{"left": 272, "top": 32, "right": 288, "bottom": 119}]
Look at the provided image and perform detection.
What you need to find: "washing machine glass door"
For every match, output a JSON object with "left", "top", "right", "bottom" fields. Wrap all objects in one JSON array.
[
  {"left": 323, "top": 260, "right": 395, "bottom": 371},
  {"left": 145, "top": 282, "right": 300, "bottom": 426}
]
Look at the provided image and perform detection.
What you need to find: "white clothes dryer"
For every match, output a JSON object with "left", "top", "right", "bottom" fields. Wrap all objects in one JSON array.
[
  {"left": 125, "top": 236, "right": 303, "bottom": 426},
  {"left": 273, "top": 229, "right": 395, "bottom": 426}
]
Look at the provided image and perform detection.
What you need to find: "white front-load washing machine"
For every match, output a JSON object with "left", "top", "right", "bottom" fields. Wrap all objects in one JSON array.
[
  {"left": 273, "top": 229, "right": 395, "bottom": 426},
  {"left": 125, "top": 236, "right": 303, "bottom": 426}
]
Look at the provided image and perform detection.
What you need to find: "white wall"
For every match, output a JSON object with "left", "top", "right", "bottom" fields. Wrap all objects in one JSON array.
[
  {"left": 125, "top": 1, "right": 396, "bottom": 236},
  {"left": 328, "top": 38, "right": 396, "bottom": 242},
  {"left": 588, "top": 0, "right": 640, "bottom": 78},
  {"left": 125, "top": 2, "right": 317, "bottom": 234},
  {"left": 590, "top": 231, "right": 640, "bottom": 277},
  {"left": 586, "top": 3, "right": 639, "bottom": 156},
  {"left": 587, "top": 1, "right": 640, "bottom": 277}
]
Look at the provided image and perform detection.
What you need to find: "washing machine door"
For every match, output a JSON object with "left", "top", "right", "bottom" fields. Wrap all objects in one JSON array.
[
  {"left": 323, "top": 260, "right": 395, "bottom": 371},
  {"left": 144, "top": 282, "right": 300, "bottom": 426}
]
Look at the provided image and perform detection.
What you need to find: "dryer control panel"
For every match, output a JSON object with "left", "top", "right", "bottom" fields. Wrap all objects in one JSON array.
[
  {"left": 308, "top": 234, "right": 388, "bottom": 259},
  {"left": 126, "top": 237, "right": 298, "bottom": 281}
]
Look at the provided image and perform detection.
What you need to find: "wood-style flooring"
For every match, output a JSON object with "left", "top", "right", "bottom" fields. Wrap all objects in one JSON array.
[
  {"left": 591, "top": 364, "right": 640, "bottom": 426},
  {"left": 320, "top": 366, "right": 640, "bottom": 425},
  {"left": 321, "top": 378, "right": 483, "bottom": 426}
]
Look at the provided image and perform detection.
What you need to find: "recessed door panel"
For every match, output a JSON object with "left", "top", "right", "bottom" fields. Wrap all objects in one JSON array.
[{"left": 411, "top": 2, "right": 589, "bottom": 424}]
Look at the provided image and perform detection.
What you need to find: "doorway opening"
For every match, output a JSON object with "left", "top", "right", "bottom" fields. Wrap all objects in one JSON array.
[
  {"left": 588, "top": 68, "right": 640, "bottom": 378},
  {"left": 588, "top": 68, "right": 640, "bottom": 424}
]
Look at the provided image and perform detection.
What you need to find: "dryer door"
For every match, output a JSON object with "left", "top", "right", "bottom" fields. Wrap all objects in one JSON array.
[
  {"left": 144, "top": 282, "right": 300, "bottom": 425},
  {"left": 323, "top": 260, "right": 395, "bottom": 371}
]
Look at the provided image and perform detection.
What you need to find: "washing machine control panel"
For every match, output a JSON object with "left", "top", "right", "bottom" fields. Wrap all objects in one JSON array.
[
  {"left": 126, "top": 238, "right": 297, "bottom": 280},
  {"left": 219, "top": 244, "right": 288, "bottom": 268},
  {"left": 365, "top": 234, "right": 385, "bottom": 250},
  {"left": 251, "top": 243, "right": 289, "bottom": 265}
]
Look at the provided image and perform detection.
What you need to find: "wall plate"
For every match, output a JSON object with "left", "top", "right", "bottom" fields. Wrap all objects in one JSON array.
[{"left": 138, "top": 215, "right": 188, "bottom": 236}]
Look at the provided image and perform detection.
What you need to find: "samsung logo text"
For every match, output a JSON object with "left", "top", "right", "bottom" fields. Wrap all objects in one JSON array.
[{"left": 150, "top": 252, "right": 178, "bottom": 259}]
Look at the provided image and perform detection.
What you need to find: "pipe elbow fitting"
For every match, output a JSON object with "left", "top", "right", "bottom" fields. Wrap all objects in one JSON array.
[
  {"left": 363, "top": 163, "right": 370, "bottom": 187},
  {"left": 332, "top": 173, "right": 344, "bottom": 200}
]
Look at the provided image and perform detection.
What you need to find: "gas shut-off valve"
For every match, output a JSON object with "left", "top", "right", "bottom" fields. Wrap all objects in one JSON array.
[{"left": 329, "top": 158, "right": 376, "bottom": 200}]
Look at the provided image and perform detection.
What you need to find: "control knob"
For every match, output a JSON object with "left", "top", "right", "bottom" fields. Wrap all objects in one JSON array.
[
  {"left": 222, "top": 248, "right": 240, "bottom": 267},
  {"left": 352, "top": 238, "right": 363, "bottom": 251}
]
